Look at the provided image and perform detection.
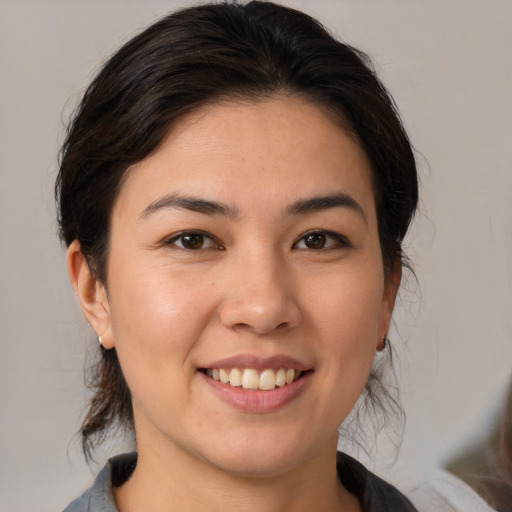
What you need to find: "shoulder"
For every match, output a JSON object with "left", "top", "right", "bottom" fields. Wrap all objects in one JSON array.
[
  {"left": 62, "top": 453, "right": 137, "bottom": 512},
  {"left": 404, "top": 468, "right": 497, "bottom": 512},
  {"left": 337, "top": 452, "right": 418, "bottom": 512},
  {"left": 62, "top": 486, "right": 93, "bottom": 512}
]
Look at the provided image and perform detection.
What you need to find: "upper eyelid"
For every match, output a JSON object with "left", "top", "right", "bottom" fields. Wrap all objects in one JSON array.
[
  {"left": 166, "top": 229, "right": 213, "bottom": 240},
  {"left": 296, "top": 229, "right": 349, "bottom": 243},
  {"left": 165, "top": 230, "right": 219, "bottom": 246},
  {"left": 163, "top": 229, "right": 349, "bottom": 248}
]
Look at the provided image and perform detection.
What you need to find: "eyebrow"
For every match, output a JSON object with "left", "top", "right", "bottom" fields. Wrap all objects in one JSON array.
[
  {"left": 139, "top": 191, "right": 366, "bottom": 223},
  {"left": 140, "top": 194, "right": 239, "bottom": 220},
  {"left": 286, "top": 192, "right": 367, "bottom": 223}
]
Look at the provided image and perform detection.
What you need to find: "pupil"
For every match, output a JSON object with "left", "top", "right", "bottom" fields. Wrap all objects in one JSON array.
[
  {"left": 306, "top": 233, "right": 326, "bottom": 249},
  {"left": 183, "top": 234, "right": 203, "bottom": 250}
]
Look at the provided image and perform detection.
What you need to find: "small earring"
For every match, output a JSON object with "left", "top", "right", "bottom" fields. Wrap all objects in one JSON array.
[
  {"left": 98, "top": 335, "right": 103, "bottom": 346},
  {"left": 377, "top": 336, "right": 389, "bottom": 352}
]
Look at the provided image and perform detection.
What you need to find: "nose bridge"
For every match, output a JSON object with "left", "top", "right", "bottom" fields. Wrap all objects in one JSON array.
[{"left": 219, "top": 246, "right": 302, "bottom": 334}]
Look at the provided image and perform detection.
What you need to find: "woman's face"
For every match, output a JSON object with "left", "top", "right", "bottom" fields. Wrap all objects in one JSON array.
[{"left": 79, "top": 97, "right": 399, "bottom": 476}]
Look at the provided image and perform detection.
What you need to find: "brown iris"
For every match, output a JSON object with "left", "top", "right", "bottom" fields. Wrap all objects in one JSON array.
[
  {"left": 304, "top": 232, "right": 327, "bottom": 249},
  {"left": 181, "top": 233, "right": 205, "bottom": 250}
]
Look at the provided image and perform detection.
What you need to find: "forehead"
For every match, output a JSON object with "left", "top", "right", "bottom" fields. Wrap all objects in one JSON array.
[{"left": 115, "top": 97, "right": 376, "bottom": 221}]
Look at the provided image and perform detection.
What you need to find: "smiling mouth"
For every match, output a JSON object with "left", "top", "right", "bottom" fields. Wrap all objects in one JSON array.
[{"left": 202, "top": 367, "right": 305, "bottom": 391}]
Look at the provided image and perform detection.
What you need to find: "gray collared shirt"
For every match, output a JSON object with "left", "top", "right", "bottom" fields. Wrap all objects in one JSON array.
[
  {"left": 63, "top": 452, "right": 418, "bottom": 511},
  {"left": 63, "top": 453, "right": 135, "bottom": 512}
]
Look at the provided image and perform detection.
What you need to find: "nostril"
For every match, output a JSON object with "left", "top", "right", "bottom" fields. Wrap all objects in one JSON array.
[
  {"left": 233, "top": 322, "right": 250, "bottom": 330},
  {"left": 233, "top": 320, "right": 291, "bottom": 332}
]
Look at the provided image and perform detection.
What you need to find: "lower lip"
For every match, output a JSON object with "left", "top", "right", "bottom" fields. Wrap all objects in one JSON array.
[{"left": 200, "top": 371, "right": 311, "bottom": 413}]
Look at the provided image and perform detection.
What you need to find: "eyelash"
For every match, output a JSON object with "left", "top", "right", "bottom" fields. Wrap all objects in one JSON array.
[
  {"left": 293, "top": 230, "right": 350, "bottom": 251},
  {"left": 165, "top": 230, "right": 350, "bottom": 251},
  {"left": 164, "top": 231, "right": 224, "bottom": 251}
]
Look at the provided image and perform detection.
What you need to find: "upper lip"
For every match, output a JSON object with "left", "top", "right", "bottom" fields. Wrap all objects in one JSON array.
[{"left": 200, "top": 354, "right": 313, "bottom": 372}]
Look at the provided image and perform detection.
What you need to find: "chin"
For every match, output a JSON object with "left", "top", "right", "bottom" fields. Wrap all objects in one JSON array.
[
  {"left": 211, "top": 453, "right": 301, "bottom": 479},
  {"left": 196, "top": 431, "right": 314, "bottom": 478}
]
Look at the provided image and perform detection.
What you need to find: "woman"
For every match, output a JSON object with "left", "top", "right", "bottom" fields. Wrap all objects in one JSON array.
[{"left": 57, "top": 2, "right": 418, "bottom": 511}]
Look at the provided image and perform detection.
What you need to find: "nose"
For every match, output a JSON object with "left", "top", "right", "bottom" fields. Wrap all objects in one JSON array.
[{"left": 218, "top": 252, "right": 303, "bottom": 335}]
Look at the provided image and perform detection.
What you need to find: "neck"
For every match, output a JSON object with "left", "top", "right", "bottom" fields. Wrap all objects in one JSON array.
[{"left": 114, "top": 437, "right": 360, "bottom": 512}]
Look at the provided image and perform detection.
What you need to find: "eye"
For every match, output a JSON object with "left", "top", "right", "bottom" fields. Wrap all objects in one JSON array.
[
  {"left": 166, "top": 231, "right": 221, "bottom": 251},
  {"left": 294, "top": 230, "right": 349, "bottom": 250}
]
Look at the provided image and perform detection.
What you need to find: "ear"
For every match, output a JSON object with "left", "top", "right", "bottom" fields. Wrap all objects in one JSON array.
[
  {"left": 67, "top": 240, "right": 114, "bottom": 349},
  {"left": 378, "top": 256, "right": 402, "bottom": 348}
]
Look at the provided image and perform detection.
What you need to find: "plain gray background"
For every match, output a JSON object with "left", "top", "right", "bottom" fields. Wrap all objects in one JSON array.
[{"left": 1, "top": 1, "right": 511, "bottom": 510}]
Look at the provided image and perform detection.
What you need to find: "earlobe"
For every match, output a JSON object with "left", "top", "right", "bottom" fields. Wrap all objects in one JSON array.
[{"left": 67, "top": 240, "right": 114, "bottom": 348}]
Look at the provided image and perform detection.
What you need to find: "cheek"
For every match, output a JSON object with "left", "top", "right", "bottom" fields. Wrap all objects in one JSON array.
[
  {"left": 107, "top": 259, "right": 216, "bottom": 366},
  {"left": 105, "top": 264, "right": 220, "bottom": 420},
  {"left": 308, "top": 265, "right": 385, "bottom": 342},
  {"left": 307, "top": 264, "right": 384, "bottom": 392}
]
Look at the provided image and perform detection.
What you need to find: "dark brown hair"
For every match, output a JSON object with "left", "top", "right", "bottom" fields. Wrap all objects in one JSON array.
[{"left": 56, "top": 1, "right": 418, "bottom": 459}]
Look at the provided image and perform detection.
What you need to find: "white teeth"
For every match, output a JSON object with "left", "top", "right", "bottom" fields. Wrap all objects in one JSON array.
[
  {"left": 259, "top": 369, "right": 276, "bottom": 390},
  {"left": 219, "top": 368, "right": 230, "bottom": 384},
  {"left": 229, "top": 368, "right": 242, "bottom": 387},
  {"left": 205, "top": 366, "right": 304, "bottom": 390},
  {"left": 242, "top": 369, "right": 259, "bottom": 390},
  {"left": 275, "top": 368, "right": 286, "bottom": 387}
]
